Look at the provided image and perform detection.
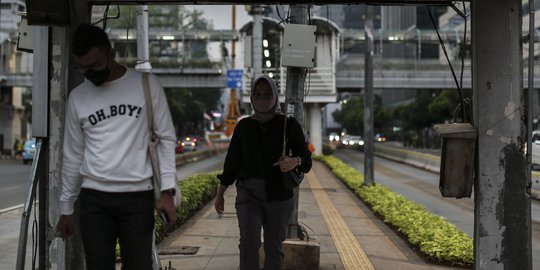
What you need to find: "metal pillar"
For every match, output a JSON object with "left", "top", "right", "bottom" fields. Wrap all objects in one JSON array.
[
  {"left": 135, "top": 5, "right": 152, "bottom": 72},
  {"left": 285, "top": 4, "right": 308, "bottom": 239},
  {"left": 309, "top": 103, "right": 323, "bottom": 155},
  {"left": 363, "top": 4, "right": 374, "bottom": 185},
  {"left": 251, "top": 5, "right": 263, "bottom": 79},
  {"left": 472, "top": 0, "right": 532, "bottom": 269}
]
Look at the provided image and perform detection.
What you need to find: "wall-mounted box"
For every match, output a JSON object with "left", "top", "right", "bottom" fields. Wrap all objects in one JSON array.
[
  {"left": 17, "top": 16, "right": 34, "bottom": 53},
  {"left": 281, "top": 24, "right": 316, "bottom": 68},
  {"left": 434, "top": 123, "right": 477, "bottom": 198}
]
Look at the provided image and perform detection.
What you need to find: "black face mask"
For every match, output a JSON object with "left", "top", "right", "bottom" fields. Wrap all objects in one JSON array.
[{"left": 84, "top": 68, "right": 111, "bottom": 86}]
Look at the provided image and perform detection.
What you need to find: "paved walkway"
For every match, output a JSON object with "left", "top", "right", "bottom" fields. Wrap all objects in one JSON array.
[{"left": 156, "top": 161, "right": 467, "bottom": 270}]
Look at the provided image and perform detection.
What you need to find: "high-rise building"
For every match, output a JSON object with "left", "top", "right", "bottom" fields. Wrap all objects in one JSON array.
[{"left": 0, "top": 0, "right": 25, "bottom": 43}]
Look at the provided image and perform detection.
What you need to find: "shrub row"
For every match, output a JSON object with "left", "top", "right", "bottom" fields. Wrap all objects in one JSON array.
[
  {"left": 117, "top": 172, "right": 220, "bottom": 261},
  {"left": 155, "top": 172, "right": 220, "bottom": 242},
  {"left": 314, "top": 155, "right": 473, "bottom": 266}
]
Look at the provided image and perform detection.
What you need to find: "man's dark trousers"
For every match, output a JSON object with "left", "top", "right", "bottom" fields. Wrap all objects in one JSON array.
[{"left": 80, "top": 188, "right": 154, "bottom": 270}]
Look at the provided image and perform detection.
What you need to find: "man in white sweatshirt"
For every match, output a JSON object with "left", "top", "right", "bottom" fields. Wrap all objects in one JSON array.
[{"left": 56, "top": 24, "right": 177, "bottom": 270}]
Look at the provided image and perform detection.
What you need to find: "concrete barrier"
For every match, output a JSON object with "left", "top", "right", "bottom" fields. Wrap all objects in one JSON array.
[{"left": 175, "top": 145, "right": 228, "bottom": 167}]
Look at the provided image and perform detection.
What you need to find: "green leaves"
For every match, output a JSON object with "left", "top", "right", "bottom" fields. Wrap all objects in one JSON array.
[
  {"left": 154, "top": 172, "right": 220, "bottom": 242},
  {"left": 315, "top": 155, "right": 473, "bottom": 266}
]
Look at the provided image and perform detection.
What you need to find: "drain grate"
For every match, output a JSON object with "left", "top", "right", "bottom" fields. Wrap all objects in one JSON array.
[{"left": 159, "top": 246, "right": 199, "bottom": 255}]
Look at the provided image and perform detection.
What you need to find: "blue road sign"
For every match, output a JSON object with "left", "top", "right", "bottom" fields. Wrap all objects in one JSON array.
[{"left": 227, "top": 69, "right": 243, "bottom": 88}]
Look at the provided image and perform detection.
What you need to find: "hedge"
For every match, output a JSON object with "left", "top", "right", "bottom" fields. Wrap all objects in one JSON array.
[
  {"left": 154, "top": 172, "right": 221, "bottom": 242},
  {"left": 116, "top": 172, "right": 220, "bottom": 260},
  {"left": 315, "top": 155, "right": 473, "bottom": 266}
]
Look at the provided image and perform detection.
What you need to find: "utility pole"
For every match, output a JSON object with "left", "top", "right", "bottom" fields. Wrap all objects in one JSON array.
[
  {"left": 472, "top": 0, "right": 532, "bottom": 269},
  {"left": 363, "top": 4, "right": 374, "bottom": 185},
  {"left": 285, "top": 4, "right": 309, "bottom": 239},
  {"left": 527, "top": 2, "right": 534, "bottom": 268}
]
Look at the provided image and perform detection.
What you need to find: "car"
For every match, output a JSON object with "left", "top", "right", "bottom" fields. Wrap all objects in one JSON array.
[
  {"left": 375, "top": 134, "right": 387, "bottom": 142},
  {"left": 342, "top": 135, "right": 364, "bottom": 148},
  {"left": 181, "top": 140, "right": 197, "bottom": 152},
  {"left": 22, "top": 138, "right": 37, "bottom": 164},
  {"left": 532, "top": 131, "right": 540, "bottom": 168},
  {"left": 183, "top": 134, "right": 204, "bottom": 144},
  {"left": 175, "top": 141, "right": 184, "bottom": 154},
  {"left": 328, "top": 132, "right": 340, "bottom": 142}
]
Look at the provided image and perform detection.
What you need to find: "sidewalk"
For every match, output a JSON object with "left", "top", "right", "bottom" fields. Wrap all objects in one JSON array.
[{"left": 157, "top": 161, "right": 467, "bottom": 270}]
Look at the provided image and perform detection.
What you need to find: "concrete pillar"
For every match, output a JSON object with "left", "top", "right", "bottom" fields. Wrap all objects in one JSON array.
[
  {"left": 309, "top": 103, "right": 322, "bottom": 155},
  {"left": 472, "top": 0, "right": 532, "bottom": 269},
  {"left": 48, "top": 1, "right": 89, "bottom": 269}
]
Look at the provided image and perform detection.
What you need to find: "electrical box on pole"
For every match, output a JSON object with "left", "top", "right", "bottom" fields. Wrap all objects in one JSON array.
[{"left": 281, "top": 24, "right": 316, "bottom": 68}]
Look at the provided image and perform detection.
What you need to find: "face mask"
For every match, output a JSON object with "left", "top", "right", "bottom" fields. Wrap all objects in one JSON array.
[
  {"left": 85, "top": 68, "right": 111, "bottom": 86},
  {"left": 252, "top": 98, "right": 275, "bottom": 113}
]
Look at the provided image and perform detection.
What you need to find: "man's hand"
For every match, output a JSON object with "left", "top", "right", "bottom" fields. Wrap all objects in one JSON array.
[
  {"left": 156, "top": 193, "right": 177, "bottom": 227},
  {"left": 57, "top": 215, "right": 76, "bottom": 239}
]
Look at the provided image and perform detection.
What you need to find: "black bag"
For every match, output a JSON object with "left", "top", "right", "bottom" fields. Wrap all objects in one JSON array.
[
  {"left": 282, "top": 169, "right": 304, "bottom": 189},
  {"left": 281, "top": 114, "right": 304, "bottom": 189}
]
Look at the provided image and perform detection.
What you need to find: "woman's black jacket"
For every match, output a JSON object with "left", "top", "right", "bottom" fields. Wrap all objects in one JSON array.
[{"left": 217, "top": 115, "right": 312, "bottom": 201}]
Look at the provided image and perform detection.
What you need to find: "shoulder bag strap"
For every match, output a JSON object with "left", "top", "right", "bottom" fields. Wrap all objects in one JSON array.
[
  {"left": 282, "top": 113, "right": 287, "bottom": 157},
  {"left": 142, "top": 73, "right": 154, "bottom": 138},
  {"left": 142, "top": 73, "right": 162, "bottom": 195}
]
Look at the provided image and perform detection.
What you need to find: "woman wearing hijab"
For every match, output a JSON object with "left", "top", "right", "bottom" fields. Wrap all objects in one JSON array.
[{"left": 214, "top": 75, "right": 312, "bottom": 270}]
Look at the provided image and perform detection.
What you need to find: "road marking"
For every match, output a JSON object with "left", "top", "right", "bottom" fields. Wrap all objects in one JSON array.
[
  {"left": 0, "top": 204, "right": 25, "bottom": 215},
  {"left": 0, "top": 186, "right": 18, "bottom": 192},
  {"left": 307, "top": 172, "right": 375, "bottom": 270}
]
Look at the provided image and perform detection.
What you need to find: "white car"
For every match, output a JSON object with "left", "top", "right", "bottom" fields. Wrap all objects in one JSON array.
[
  {"left": 342, "top": 135, "right": 364, "bottom": 147},
  {"left": 532, "top": 131, "right": 540, "bottom": 168}
]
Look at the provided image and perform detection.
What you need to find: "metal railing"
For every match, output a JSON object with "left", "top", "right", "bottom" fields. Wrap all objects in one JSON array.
[
  {"left": 16, "top": 138, "right": 45, "bottom": 270},
  {"left": 242, "top": 66, "right": 336, "bottom": 98}
]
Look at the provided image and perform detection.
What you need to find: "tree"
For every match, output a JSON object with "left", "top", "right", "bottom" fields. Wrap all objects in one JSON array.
[
  {"left": 332, "top": 95, "right": 391, "bottom": 135},
  {"left": 165, "top": 88, "right": 222, "bottom": 136},
  {"left": 394, "top": 89, "right": 472, "bottom": 147}
]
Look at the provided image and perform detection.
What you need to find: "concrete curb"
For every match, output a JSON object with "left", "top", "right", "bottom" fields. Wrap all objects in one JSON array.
[
  {"left": 375, "top": 144, "right": 540, "bottom": 201},
  {"left": 0, "top": 204, "right": 24, "bottom": 215}
]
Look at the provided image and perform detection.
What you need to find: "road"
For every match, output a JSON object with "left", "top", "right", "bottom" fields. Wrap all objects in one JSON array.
[
  {"left": 0, "top": 160, "right": 34, "bottom": 212},
  {"left": 334, "top": 148, "right": 540, "bottom": 270}
]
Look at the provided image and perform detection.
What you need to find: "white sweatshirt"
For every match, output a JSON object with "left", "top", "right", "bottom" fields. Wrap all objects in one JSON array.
[{"left": 60, "top": 68, "right": 177, "bottom": 215}]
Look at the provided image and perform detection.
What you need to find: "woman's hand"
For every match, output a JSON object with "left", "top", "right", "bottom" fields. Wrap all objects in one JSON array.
[
  {"left": 214, "top": 184, "right": 228, "bottom": 215},
  {"left": 214, "top": 195, "right": 225, "bottom": 215},
  {"left": 273, "top": 156, "right": 300, "bottom": 172}
]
